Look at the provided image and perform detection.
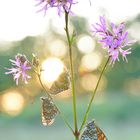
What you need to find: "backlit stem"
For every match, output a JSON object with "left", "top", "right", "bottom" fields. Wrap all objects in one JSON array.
[
  {"left": 37, "top": 71, "right": 74, "bottom": 134},
  {"left": 79, "top": 57, "right": 110, "bottom": 132},
  {"left": 64, "top": 11, "right": 79, "bottom": 140}
]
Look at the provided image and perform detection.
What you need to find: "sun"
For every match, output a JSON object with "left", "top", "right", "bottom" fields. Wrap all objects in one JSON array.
[{"left": 41, "top": 57, "right": 64, "bottom": 85}]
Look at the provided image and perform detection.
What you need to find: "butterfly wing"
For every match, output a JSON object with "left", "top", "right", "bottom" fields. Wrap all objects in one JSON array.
[
  {"left": 41, "top": 96, "right": 58, "bottom": 126},
  {"left": 80, "top": 120, "right": 98, "bottom": 140},
  {"left": 49, "top": 68, "right": 70, "bottom": 95},
  {"left": 80, "top": 120, "right": 107, "bottom": 140},
  {"left": 96, "top": 126, "right": 108, "bottom": 140}
]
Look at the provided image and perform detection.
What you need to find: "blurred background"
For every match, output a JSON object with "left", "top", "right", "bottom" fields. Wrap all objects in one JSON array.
[{"left": 0, "top": 0, "right": 140, "bottom": 140}]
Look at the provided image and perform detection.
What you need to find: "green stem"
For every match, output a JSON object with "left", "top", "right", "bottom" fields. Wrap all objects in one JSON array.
[
  {"left": 37, "top": 73, "right": 52, "bottom": 98},
  {"left": 64, "top": 11, "right": 79, "bottom": 139},
  {"left": 37, "top": 72, "right": 74, "bottom": 134},
  {"left": 79, "top": 57, "right": 110, "bottom": 132}
]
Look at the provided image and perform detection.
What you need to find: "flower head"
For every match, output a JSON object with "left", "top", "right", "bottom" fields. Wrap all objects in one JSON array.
[
  {"left": 91, "top": 16, "right": 135, "bottom": 65},
  {"left": 5, "top": 54, "right": 31, "bottom": 85},
  {"left": 36, "top": 0, "right": 77, "bottom": 16}
]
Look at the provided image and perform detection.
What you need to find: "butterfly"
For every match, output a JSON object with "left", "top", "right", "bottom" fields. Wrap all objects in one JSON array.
[
  {"left": 40, "top": 96, "right": 59, "bottom": 126},
  {"left": 49, "top": 68, "right": 70, "bottom": 95},
  {"left": 80, "top": 120, "right": 107, "bottom": 140}
]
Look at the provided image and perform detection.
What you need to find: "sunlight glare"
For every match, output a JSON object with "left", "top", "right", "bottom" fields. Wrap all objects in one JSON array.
[
  {"left": 41, "top": 57, "right": 64, "bottom": 85},
  {"left": 0, "top": 0, "right": 139, "bottom": 41}
]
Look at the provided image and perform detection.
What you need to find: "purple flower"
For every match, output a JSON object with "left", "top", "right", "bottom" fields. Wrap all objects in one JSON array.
[
  {"left": 36, "top": 0, "right": 77, "bottom": 16},
  {"left": 91, "top": 16, "right": 135, "bottom": 65},
  {"left": 5, "top": 54, "right": 31, "bottom": 85}
]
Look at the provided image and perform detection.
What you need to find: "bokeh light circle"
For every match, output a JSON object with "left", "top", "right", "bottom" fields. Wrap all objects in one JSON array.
[
  {"left": 77, "top": 35, "right": 95, "bottom": 54},
  {"left": 1, "top": 91, "right": 25, "bottom": 116}
]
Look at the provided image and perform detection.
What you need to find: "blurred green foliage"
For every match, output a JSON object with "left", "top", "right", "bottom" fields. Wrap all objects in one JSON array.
[{"left": 0, "top": 15, "right": 140, "bottom": 140}]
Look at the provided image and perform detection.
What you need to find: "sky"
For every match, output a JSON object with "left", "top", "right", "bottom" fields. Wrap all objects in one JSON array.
[{"left": 0, "top": 0, "right": 139, "bottom": 42}]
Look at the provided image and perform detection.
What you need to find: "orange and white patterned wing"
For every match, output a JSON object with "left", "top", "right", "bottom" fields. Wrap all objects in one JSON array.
[{"left": 96, "top": 125, "right": 108, "bottom": 140}]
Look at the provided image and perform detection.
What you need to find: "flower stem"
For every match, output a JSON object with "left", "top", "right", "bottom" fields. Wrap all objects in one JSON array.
[
  {"left": 64, "top": 11, "right": 79, "bottom": 139},
  {"left": 79, "top": 57, "right": 110, "bottom": 132},
  {"left": 37, "top": 72, "right": 74, "bottom": 134}
]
